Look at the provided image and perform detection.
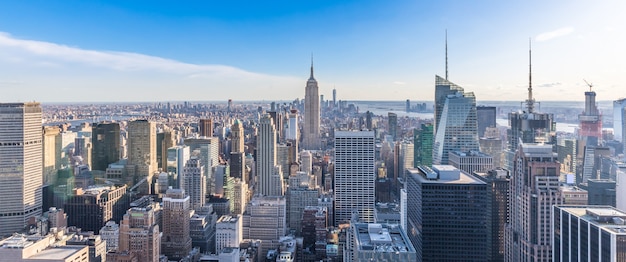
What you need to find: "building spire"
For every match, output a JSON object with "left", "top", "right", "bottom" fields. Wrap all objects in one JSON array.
[
  {"left": 309, "top": 53, "right": 315, "bottom": 80},
  {"left": 526, "top": 38, "right": 535, "bottom": 113},
  {"left": 445, "top": 29, "right": 448, "bottom": 80}
]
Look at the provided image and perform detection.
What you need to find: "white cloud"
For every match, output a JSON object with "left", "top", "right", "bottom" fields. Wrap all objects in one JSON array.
[{"left": 536, "top": 27, "right": 574, "bottom": 42}]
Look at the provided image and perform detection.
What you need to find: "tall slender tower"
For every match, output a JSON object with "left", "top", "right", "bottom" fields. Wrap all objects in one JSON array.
[
  {"left": 231, "top": 119, "right": 245, "bottom": 153},
  {"left": 303, "top": 59, "right": 321, "bottom": 150},
  {"left": 0, "top": 102, "right": 43, "bottom": 236},
  {"left": 92, "top": 122, "right": 121, "bottom": 171},
  {"left": 256, "top": 114, "right": 284, "bottom": 196}
]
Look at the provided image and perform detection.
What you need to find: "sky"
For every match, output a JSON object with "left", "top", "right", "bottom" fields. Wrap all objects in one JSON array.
[{"left": 0, "top": 0, "right": 625, "bottom": 103}]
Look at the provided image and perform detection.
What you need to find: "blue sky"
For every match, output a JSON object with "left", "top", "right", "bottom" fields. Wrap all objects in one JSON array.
[{"left": 0, "top": 0, "right": 624, "bottom": 102}]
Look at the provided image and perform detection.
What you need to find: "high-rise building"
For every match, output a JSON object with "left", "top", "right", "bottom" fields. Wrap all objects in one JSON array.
[
  {"left": 506, "top": 143, "right": 563, "bottom": 261},
  {"left": 388, "top": 112, "right": 398, "bottom": 141},
  {"left": 242, "top": 196, "right": 286, "bottom": 257},
  {"left": 448, "top": 150, "right": 494, "bottom": 174},
  {"left": 477, "top": 106, "right": 496, "bottom": 138},
  {"left": 413, "top": 123, "right": 433, "bottom": 167},
  {"left": 215, "top": 215, "right": 242, "bottom": 254},
  {"left": 433, "top": 75, "right": 479, "bottom": 165},
  {"left": 183, "top": 157, "right": 206, "bottom": 210},
  {"left": 167, "top": 145, "right": 190, "bottom": 188},
  {"left": 157, "top": 127, "right": 174, "bottom": 170},
  {"left": 506, "top": 46, "right": 555, "bottom": 170},
  {"left": 303, "top": 61, "right": 320, "bottom": 150},
  {"left": 473, "top": 168, "right": 510, "bottom": 262},
  {"left": 256, "top": 114, "right": 284, "bottom": 196},
  {"left": 613, "top": 98, "right": 626, "bottom": 142},
  {"left": 126, "top": 120, "right": 157, "bottom": 180},
  {"left": 406, "top": 165, "right": 490, "bottom": 261},
  {"left": 301, "top": 206, "right": 327, "bottom": 256},
  {"left": 118, "top": 207, "right": 160, "bottom": 262},
  {"left": 0, "top": 102, "right": 43, "bottom": 236},
  {"left": 64, "top": 185, "right": 129, "bottom": 232},
  {"left": 587, "top": 179, "right": 616, "bottom": 207},
  {"left": 480, "top": 127, "right": 504, "bottom": 168},
  {"left": 285, "top": 109, "right": 298, "bottom": 141},
  {"left": 161, "top": 188, "right": 192, "bottom": 260},
  {"left": 334, "top": 130, "right": 375, "bottom": 225},
  {"left": 553, "top": 205, "right": 626, "bottom": 261},
  {"left": 230, "top": 119, "right": 245, "bottom": 153},
  {"left": 332, "top": 88, "right": 337, "bottom": 108},
  {"left": 184, "top": 136, "right": 220, "bottom": 195},
  {"left": 199, "top": 118, "right": 213, "bottom": 137},
  {"left": 579, "top": 88, "right": 603, "bottom": 146},
  {"left": 42, "top": 126, "right": 60, "bottom": 186}
]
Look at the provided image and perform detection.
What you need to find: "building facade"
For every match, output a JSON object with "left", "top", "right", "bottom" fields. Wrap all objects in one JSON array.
[{"left": 303, "top": 62, "right": 320, "bottom": 150}]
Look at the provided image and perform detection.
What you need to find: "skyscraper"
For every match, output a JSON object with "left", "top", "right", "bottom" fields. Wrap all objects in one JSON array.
[
  {"left": 433, "top": 75, "right": 479, "bottom": 165},
  {"left": 613, "top": 98, "right": 626, "bottom": 142},
  {"left": 183, "top": 157, "right": 206, "bottom": 210},
  {"left": 413, "top": 123, "right": 433, "bottom": 167},
  {"left": 303, "top": 60, "right": 320, "bottom": 150},
  {"left": 406, "top": 165, "right": 490, "bottom": 261},
  {"left": 118, "top": 207, "right": 160, "bottom": 262},
  {"left": 477, "top": 106, "right": 496, "bottom": 138},
  {"left": 242, "top": 196, "right": 286, "bottom": 257},
  {"left": 506, "top": 143, "right": 563, "bottom": 261},
  {"left": 161, "top": 189, "right": 192, "bottom": 260},
  {"left": 0, "top": 102, "right": 43, "bottom": 236},
  {"left": 334, "top": 130, "right": 375, "bottom": 225},
  {"left": 256, "top": 114, "right": 284, "bottom": 196},
  {"left": 126, "top": 120, "right": 157, "bottom": 179},
  {"left": 579, "top": 87, "right": 602, "bottom": 146},
  {"left": 199, "top": 118, "right": 213, "bottom": 137},
  {"left": 231, "top": 119, "right": 245, "bottom": 153},
  {"left": 506, "top": 44, "right": 555, "bottom": 169},
  {"left": 388, "top": 112, "right": 398, "bottom": 141}
]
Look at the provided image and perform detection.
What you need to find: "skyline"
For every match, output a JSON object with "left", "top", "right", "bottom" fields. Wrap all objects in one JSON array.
[{"left": 0, "top": 1, "right": 625, "bottom": 102}]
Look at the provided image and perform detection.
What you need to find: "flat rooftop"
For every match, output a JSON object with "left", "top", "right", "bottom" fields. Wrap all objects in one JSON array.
[
  {"left": 408, "top": 167, "right": 485, "bottom": 185},
  {"left": 353, "top": 223, "right": 416, "bottom": 254},
  {"left": 558, "top": 205, "right": 626, "bottom": 235},
  {"left": 27, "top": 246, "right": 87, "bottom": 260}
]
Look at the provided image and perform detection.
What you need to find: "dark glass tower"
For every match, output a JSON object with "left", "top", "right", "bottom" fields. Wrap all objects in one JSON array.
[{"left": 92, "top": 122, "right": 121, "bottom": 171}]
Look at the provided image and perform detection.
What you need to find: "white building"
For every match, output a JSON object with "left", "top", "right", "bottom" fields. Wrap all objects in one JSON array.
[
  {"left": 0, "top": 102, "right": 43, "bottom": 236},
  {"left": 99, "top": 220, "right": 120, "bottom": 251},
  {"left": 334, "top": 131, "right": 376, "bottom": 225},
  {"left": 256, "top": 114, "right": 284, "bottom": 197},
  {"left": 184, "top": 157, "right": 206, "bottom": 210},
  {"left": 215, "top": 215, "right": 242, "bottom": 254}
]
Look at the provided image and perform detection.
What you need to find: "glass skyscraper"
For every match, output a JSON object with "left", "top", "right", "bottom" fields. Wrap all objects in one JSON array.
[{"left": 433, "top": 75, "right": 479, "bottom": 165}]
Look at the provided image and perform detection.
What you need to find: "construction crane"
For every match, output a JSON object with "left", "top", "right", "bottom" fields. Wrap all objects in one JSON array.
[{"left": 584, "top": 79, "right": 593, "bottom": 92}]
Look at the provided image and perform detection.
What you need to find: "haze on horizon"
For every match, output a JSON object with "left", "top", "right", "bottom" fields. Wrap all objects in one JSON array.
[{"left": 0, "top": 1, "right": 624, "bottom": 103}]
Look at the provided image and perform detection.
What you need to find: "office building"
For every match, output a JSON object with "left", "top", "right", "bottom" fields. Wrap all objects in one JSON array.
[
  {"left": 183, "top": 157, "right": 206, "bottom": 210},
  {"left": 345, "top": 223, "right": 416, "bottom": 262},
  {"left": 99, "top": 220, "right": 119, "bottom": 252},
  {"left": 557, "top": 137, "right": 577, "bottom": 175},
  {"left": 301, "top": 206, "right": 327, "bottom": 258},
  {"left": 506, "top": 47, "right": 555, "bottom": 170},
  {"left": 0, "top": 102, "right": 43, "bottom": 236},
  {"left": 231, "top": 119, "right": 245, "bottom": 153},
  {"left": 285, "top": 109, "right": 298, "bottom": 141},
  {"left": 479, "top": 127, "right": 504, "bottom": 168},
  {"left": 477, "top": 105, "right": 497, "bottom": 138},
  {"left": 161, "top": 189, "right": 192, "bottom": 260},
  {"left": 118, "top": 206, "right": 160, "bottom": 262},
  {"left": 506, "top": 143, "right": 563, "bottom": 261},
  {"left": 92, "top": 122, "right": 121, "bottom": 172},
  {"left": 388, "top": 112, "right": 398, "bottom": 141},
  {"left": 0, "top": 234, "right": 89, "bottom": 262},
  {"left": 553, "top": 205, "right": 626, "bottom": 261},
  {"left": 166, "top": 145, "right": 190, "bottom": 188},
  {"left": 579, "top": 88, "right": 603, "bottom": 146},
  {"left": 256, "top": 114, "right": 284, "bottom": 196},
  {"left": 560, "top": 185, "right": 588, "bottom": 205},
  {"left": 126, "top": 120, "right": 157, "bottom": 181},
  {"left": 334, "top": 131, "right": 376, "bottom": 225},
  {"left": 473, "top": 168, "right": 510, "bottom": 262},
  {"left": 215, "top": 215, "right": 242, "bottom": 254},
  {"left": 413, "top": 123, "right": 433, "bottom": 167},
  {"left": 433, "top": 75, "right": 479, "bottom": 165},
  {"left": 242, "top": 196, "right": 286, "bottom": 257},
  {"left": 614, "top": 98, "right": 626, "bottom": 142},
  {"left": 64, "top": 185, "right": 128, "bottom": 232},
  {"left": 303, "top": 61, "right": 320, "bottom": 150},
  {"left": 157, "top": 127, "right": 174, "bottom": 170},
  {"left": 190, "top": 210, "right": 216, "bottom": 254},
  {"left": 448, "top": 150, "right": 494, "bottom": 174},
  {"left": 588, "top": 179, "right": 616, "bottom": 207},
  {"left": 199, "top": 118, "right": 213, "bottom": 137},
  {"left": 184, "top": 136, "right": 220, "bottom": 194},
  {"left": 42, "top": 126, "right": 61, "bottom": 186},
  {"left": 406, "top": 165, "right": 490, "bottom": 261},
  {"left": 286, "top": 182, "right": 319, "bottom": 234}
]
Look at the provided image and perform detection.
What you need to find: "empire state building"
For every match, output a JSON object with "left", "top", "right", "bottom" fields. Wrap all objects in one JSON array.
[{"left": 303, "top": 61, "right": 320, "bottom": 150}]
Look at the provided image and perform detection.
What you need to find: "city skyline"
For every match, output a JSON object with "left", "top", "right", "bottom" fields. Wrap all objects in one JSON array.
[{"left": 0, "top": 1, "right": 625, "bottom": 102}]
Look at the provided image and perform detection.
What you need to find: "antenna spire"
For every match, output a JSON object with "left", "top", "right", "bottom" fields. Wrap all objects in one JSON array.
[
  {"left": 445, "top": 29, "right": 448, "bottom": 80},
  {"left": 526, "top": 38, "right": 535, "bottom": 113},
  {"left": 309, "top": 53, "right": 315, "bottom": 80}
]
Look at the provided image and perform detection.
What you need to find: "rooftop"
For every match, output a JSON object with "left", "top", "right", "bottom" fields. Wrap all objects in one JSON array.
[
  {"left": 558, "top": 205, "right": 626, "bottom": 235},
  {"left": 27, "top": 246, "right": 87, "bottom": 260},
  {"left": 352, "top": 223, "right": 415, "bottom": 254},
  {"left": 409, "top": 166, "right": 485, "bottom": 185}
]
